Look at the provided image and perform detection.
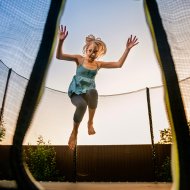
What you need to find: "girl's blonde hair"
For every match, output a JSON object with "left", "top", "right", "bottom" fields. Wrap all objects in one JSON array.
[{"left": 83, "top": 34, "right": 107, "bottom": 57}]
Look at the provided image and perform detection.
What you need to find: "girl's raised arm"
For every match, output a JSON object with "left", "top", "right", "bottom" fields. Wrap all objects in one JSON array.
[
  {"left": 98, "top": 35, "right": 139, "bottom": 69},
  {"left": 56, "top": 25, "right": 82, "bottom": 64}
]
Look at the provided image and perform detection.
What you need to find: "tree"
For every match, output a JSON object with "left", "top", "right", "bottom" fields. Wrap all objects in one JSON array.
[
  {"left": 158, "top": 121, "right": 190, "bottom": 144},
  {"left": 158, "top": 127, "right": 172, "bottom": 144}
]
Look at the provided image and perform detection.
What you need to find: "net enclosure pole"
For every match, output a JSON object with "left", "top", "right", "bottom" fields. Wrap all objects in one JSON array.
[
  {"left": 144, "top": 0, "right": 190, "bottom": 189},
  {"left": 146, "top": 87, "right": 157, "bottom": 181},
  {"left": 10, "top": 1, "right": 66, "bottom": 189},
  {"left": 71, "top": 143, "right": 77, "bottom": 183},
  {"left": 0, "top": 68, "right": 12, "bottom": 123}
]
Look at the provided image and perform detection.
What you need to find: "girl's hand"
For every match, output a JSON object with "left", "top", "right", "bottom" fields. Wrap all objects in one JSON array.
[
  {"left": 126, "top": 35, "right": 139, "bottom": 50},
  {"left": 58, "top": 25, "right": 68, "bottom": 41}
]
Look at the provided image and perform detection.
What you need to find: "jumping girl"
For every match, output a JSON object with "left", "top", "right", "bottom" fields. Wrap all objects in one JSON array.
[{"left": 56, "top": 25, "right": 139, "bottom": 150}]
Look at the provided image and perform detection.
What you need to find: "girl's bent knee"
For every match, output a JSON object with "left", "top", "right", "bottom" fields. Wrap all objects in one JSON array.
[
  {"left": 87, "top": 89, "right": 98, "bottom": 109},
  {"left": 88, "top": 89, "right": 98, "bottom": 97}
]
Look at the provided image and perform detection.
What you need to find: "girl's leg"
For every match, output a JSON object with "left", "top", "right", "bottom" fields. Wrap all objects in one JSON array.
[
  {"left": 68, "top": 122, "right": 80, "bottom": 150},
  {"left": 71, "top": 94, "right": 87, "bottom": 123},
  {"left": 88, "top": 108, "right": 96, "bottom": 135},
  {"left": 86, "top": 89, "right": 98, "bottom": 135},
  {"left": 69, "top": 94, "right": 87, "bottom": 150}
]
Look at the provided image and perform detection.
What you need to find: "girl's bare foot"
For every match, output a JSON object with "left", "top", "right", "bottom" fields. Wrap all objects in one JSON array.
[
  {"left": 68, "top": 131, "right": 77, "bottom": 150},
  {"left": 88, "top": 122, "right": 96, "bottom": 135}
]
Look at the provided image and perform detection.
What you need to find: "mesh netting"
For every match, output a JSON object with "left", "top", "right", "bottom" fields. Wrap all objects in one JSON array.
[
  {"left": 0, "top": 0, "right": 52, "bottom": 144},
  {"left": 0, "top": 0, "right": 51, "bottom": 79},
  {"left": 156, "top": 0, "right": 190, "bottom": 121},
  {"left": 0, "top": 62, "right": 28, "bottom": 143},
  {"left": 0, "top": 60, "right": 170, "bottom": 145}
]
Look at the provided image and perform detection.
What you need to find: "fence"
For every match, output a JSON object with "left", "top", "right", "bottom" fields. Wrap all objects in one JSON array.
[{"left": 0, "top": 144, "right": 171, "bottom": 182}]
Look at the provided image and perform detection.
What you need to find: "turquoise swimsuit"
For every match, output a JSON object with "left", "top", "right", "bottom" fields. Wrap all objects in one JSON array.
[{"left": 68, "top": 64, "right": 98, "bottom": 97}]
